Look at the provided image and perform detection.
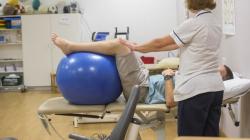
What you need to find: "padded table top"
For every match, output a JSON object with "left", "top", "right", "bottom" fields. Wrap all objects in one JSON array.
[
  {"left": 38, "top": 97, "right": 106, "bottom": 115},
  {"left": 106, "top": 102, "right": 169, "bottom": 112},
  {"left": 38, "top": 97, "right": 170, "bottom": 115}
]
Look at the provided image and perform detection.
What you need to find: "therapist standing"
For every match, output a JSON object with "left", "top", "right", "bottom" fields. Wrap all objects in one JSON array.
[{"left": 120, "top": 0, "right": 224, "bottom": 137}]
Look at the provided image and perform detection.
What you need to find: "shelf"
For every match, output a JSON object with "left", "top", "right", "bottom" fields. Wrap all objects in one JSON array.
[
  {"left": 0, "top": 15, "right": 21, "bottom": 18},
  {"left": 0, "top": 71, "right": 23, "bottom": 74},
  {"left": 0, "top": 59, "right": 22, "bottom": 63},
  {"left": 0, "top": 28, "right": 21, "bottom": 31},
  {"left": 0, "top": 43, "right": 22, "bottom": 46},
  {"left": 0, "top": 85, "right": 26, "bottom": 92},
  {"left": 0, "top": 85, "right": 23, "bottom": 88}
]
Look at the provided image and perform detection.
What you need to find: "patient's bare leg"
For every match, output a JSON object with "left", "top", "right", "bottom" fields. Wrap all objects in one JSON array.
[{"left": 51, "top": 33, "right": 131, "bottom": 56}]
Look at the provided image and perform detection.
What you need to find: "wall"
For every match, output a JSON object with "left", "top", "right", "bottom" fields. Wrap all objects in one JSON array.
[
  {"left": 176, "top": 0, "right": 187, "bottom": 24},
  {"left": 214, "top": 0, "right": 250, "bottom": 138},
  {"left": 215, "top": 1, "right": 250, "bottom": 78},
  {"left": 77, "top": 0, "right": 177, "bottom": 60},
  {"left": 0, "top": 0, "right": 178, "bottom": 60}
]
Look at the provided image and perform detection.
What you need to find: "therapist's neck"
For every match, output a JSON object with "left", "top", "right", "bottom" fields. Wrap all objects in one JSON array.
[
  {"left": 188, "top": 9, "right": 209, "bottom": 18},
  {"left": 188, "top": 10, "right": 198, "bottom": 17},
  {"left": 189, "top": 9, "right": 198, "bottom": 13}
]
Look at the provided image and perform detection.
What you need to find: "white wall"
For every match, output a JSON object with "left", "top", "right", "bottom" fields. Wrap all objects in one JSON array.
[
  {"left": 77, "top": 0, "right": 177, "bottom": 60},
  {"left": 213, "top": 0, "right": 250, "bottom": 138},
  {"left": 176, "top": 0, "right": 187, "bottom": 24},
  {"left": 1, "top": 0, "right": 177, "bottom": 60},
  {"left": 219, "top": 1, "right": 250, "bottom": 79},
  {"left": 78, "top": 0, "right": 177, "bottom": 41}
]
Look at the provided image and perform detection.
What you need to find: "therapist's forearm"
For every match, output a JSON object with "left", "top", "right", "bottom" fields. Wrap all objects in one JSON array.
[
  {"left": 135, "top": 38, "right": 165, "bottom": 53},
  {"left": 134, "top": 35, "right": 177, "bottom": 53},
  {"left": 152, "top": 44, "right": 179, "bottom": 52}
]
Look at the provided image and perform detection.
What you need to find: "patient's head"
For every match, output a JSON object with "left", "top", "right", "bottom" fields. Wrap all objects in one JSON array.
[{"left": 218, "top": 65, "right": 234, "bottom": 81}]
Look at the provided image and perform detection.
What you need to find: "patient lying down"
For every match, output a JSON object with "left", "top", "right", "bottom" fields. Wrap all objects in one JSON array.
[{"left": 51, "top": 33, "right": 234, "bottom": 108}]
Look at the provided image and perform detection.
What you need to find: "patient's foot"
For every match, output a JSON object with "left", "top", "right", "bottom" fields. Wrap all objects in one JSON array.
[{"left": 51, "top": 33, "right": 72, "bottom": 55}]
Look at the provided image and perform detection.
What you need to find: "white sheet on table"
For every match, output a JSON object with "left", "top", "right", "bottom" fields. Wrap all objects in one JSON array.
[{"left": 223, "top": 78, "right": 250, "bottom": 100}]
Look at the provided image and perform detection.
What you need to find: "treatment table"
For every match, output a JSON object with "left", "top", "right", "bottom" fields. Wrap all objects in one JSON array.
[{"left": 38, "top": 63, "right": 250, "bottom": 140}]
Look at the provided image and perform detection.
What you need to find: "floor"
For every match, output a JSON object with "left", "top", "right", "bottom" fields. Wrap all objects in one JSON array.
[{"left": 0, "top": 90, "right": 178, "bottom": 140}]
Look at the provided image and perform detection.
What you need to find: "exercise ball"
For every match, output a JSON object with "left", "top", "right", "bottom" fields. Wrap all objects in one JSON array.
[{"left": 56, "top": 52, "right": 122, "bottom": 105}]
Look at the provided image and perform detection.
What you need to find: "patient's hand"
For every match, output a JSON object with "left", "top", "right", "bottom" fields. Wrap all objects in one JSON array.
[
  {"left": 166, "top": 94, "right": 176, "bottom": 108},
  {"left": 163, "top": 69, "right": 176, "bottom": 108}
]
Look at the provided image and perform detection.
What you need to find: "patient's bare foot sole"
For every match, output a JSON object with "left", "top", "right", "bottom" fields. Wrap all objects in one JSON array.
[{"left": 51, "top": 33, "right": 72, "bottom": 55}]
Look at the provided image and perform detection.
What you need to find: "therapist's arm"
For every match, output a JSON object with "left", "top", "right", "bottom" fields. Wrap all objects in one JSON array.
[{"left": 119, "top": 35, "right": 179, "bottom": 53}]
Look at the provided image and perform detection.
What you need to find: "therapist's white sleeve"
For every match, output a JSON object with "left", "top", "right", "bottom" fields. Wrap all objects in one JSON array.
[{"left": 170, "top": 19, "right": 203, "bottom": 47}]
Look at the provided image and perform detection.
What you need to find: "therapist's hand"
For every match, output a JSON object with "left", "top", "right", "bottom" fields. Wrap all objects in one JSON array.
[{"left": 119, "top": 38, "right": 138, "bottom": 51}]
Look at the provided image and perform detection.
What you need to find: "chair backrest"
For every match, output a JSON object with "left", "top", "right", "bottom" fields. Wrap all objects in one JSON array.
[
  {"left": 69, "top": 85, "right": 140, "bottom": 140},
  {"left": 109, "top": 85, "right": 140, "bottom": 140}
]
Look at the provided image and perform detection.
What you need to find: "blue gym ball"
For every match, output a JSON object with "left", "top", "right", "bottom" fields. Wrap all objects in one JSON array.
[{"left": 56, "top": 52, "right": 122, "bottom": 105}]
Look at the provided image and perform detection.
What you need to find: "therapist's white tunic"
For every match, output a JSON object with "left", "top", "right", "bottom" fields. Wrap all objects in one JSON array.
[{"left": 170, "top": 10, "right": 224, "bottom": 102}]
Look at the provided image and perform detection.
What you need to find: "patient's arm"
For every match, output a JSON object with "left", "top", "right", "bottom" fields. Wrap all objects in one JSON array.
[
  {"left": 165, "top": 78, "right": 175, "bottom": 108},
  {"left": 162, "top": 69, "right": 176, "bottom": 108}
]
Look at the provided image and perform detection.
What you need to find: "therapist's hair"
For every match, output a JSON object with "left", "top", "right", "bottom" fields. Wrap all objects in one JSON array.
[
  {"left": 224, "top": 65, "right": 234, "bottom": 81},
  {"left": 186, "top": 0, "right": 216, "bottom": 11}
]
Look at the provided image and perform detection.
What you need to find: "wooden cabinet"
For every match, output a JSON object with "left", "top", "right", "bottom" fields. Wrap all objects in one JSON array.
[{"left": 22, "top": 14, "right": 81, "bottom": 87}]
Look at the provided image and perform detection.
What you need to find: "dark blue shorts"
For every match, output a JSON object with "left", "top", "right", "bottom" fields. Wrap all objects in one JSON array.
[{"left": 178, "top": 91, "right": 224, "bottom": 136}]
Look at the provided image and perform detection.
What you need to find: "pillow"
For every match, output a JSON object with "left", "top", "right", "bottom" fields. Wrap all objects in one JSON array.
[
  {"left": 156, "top": 57, "right": 180, "bottom": 69},
  {"left": 233, "top": 72, "right": 242, "bottom": 79},
  {"left": 223, "top": 78, "right": 250, "bottom": 100}
]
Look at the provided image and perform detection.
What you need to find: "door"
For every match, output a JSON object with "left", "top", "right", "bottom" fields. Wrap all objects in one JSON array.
[
  {"left": 50, "top": 14, "right": 82, "bottom": 73},
  {"left": 22, "top": 15, "right": 52, "bottom": 87}
]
